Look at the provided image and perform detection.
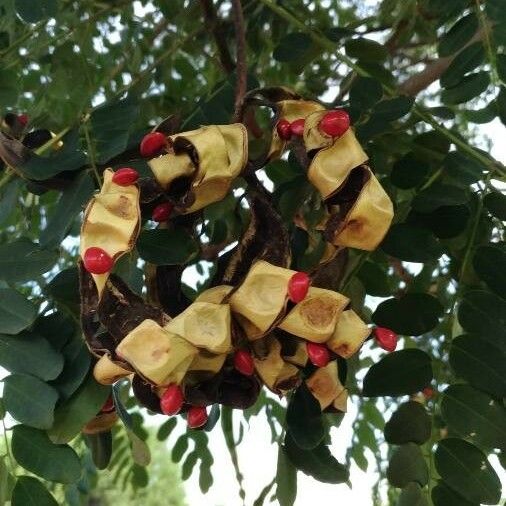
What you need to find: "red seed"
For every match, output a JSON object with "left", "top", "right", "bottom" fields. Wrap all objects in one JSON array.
[
  {"left": 422, "top": 387, "right": 434, "bottom": 399},
  {"left": 112, "top": 167, "right": 139, "bottom": 186},
  {"left": 152, "top": 202, "right": 173, "bottom": 222},
  {"left": 187, "top": 406, "right": 208, "bottom": 429},
  {"left": 288, "top": 272, "right": 311, "bottom": 303},
  {"left": 319, "top": 109, "right": 350, "bottom": 137},
  {"left": 276, "top": 119, "right": 292, "bottom": 140},
  {"left": 373, "top": 327, "right": 398, "bottom": 352},
  {"left": 289, "top": 118, "right": 305, "bottom": 137},
  {"left": 83, "top": 247, "right": 114, "bottom": 274},
  {"left": 234, "top": 349, "right": 255, "bottom": 376},
  {"left": 140, "top": 131, "right": 167, "bottom": 158},
  {"left": 306, "top": 342, "right": 330, "bottom": 367},
  {"left": 160, "top": 384, "right": 184, "bottom": 416},
  {"left": 17, "top": 114, "right": 29, "bottom": 127},
  {"left": 101, "top": 395, "right": 115, "bottom": 413}
]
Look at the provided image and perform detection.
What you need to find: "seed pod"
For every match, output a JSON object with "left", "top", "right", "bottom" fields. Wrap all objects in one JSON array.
[{"left": 326, "top": 309, "right": 370, "bottom": 359}]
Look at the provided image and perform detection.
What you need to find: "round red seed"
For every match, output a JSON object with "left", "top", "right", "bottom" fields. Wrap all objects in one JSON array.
[
  {"left": 152, "top": 202, "right": 173, "bottom": 222},
  {"left": 422, "top": 387, "right": 434, "bottom": 399},
  {"left": 160, "top": 384, "right": 184, "bottom": 416},
  {"left": 112, "top": 167, "right": 139, "bottom": 186},
  {"left": 17, "top": 114, "right": 29, "bottom": 127},
  {"left": 319, "top": 109, "right": 350, "bottom": 137},
  {"left": 288, "top": 271, "right": 311, "bottom": 303},
  {"left": 101, "top": 395, "right": 115, "bottom": 413},
  {"left": 234, "top": 349, "right": 255, "bottom": 376},
  {"left": 140, "top": 131, "right": 167, "bottom": 158},
  {"left": 83, "top": 247, "right": 114, "bottom": 274},
  {"left": 187, "top": 406, "right": 208, "bottom": 429},
  {"left": 373, "top": 327, "right": 398, "bottom": 352},
  {"left": 276, "top": 119, "right": 292, "bottom": 140},
  {"left": 306, "top": 342, "right": 330, "bottom": 368},
  {"left": 290, "top": 118, "right": 305, "bottom": 137}
]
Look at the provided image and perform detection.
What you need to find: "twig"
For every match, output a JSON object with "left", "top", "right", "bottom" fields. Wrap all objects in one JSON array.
[
  {"left": 231, "top": 0, "right": 247, "bottom": 123},
  {"left": 199, "top": 0, "right": 235, "bottom": 73}
]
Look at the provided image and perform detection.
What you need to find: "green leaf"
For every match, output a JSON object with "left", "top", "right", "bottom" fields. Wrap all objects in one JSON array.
[
  {"left": 357, "top": 261, "right": 391, "bottom": 297},
  {"left": 463, "top": 102, "right": 497, "bottom": 124},
  {"left": 286, "top": 382, "right": 324, "bottom": 450},
  {"left": 40, "top": 172, "right": 95, "bottom": 248},
  {"left": 387, "top": 443, "right": 428, "bottom": 488},
  {"left": 381, "top": 224, "right": 443, "bottom": 263},
  {"left": 3, "top": 374, "right": 58, "bottom": 429},
  {"left": 284, "top": 434, "right": 349, "bottom": 484},
  {"left": 0, "top": 457, "right": 11, "bottom": 505},
  {"left": 420, "top": 205, "right": 470, "bottom": 239},
  {"left": 434, "top": 438, "right": 501, "bottom": 504},
  {"left": 0, "top": 70, "right": 18, "bottom": 108},
  {"left": 363, "top": 349, "right": 433, "bottom": 397},
  {"left": 137, "top": 229, "right": 199, "bottom": 265},
  {"left": 44, "top": 267, "right": 80, "bottom": 314},
  {"left": 432, "top": 481, "right": 478, "bottom": 506},
  {"left": 438, "top": 14, "right": 478, "bottom": 57},
  {"left": 47, "top": 372, "right": 110, "bottom": 444},
  {"left": 486, "top": 0, "right": 506, "bottom": 23},
  {"left": 0, "top": 239, "right": 57, "bottom": 283},
  {"left": 398, "top": 482, "right": 429, "bottom": 506},
  {"left": 384, "top": 401, "right": 431, "bottom": 445},
  {"left": 18, "top": 130, "right": 86, "bottom": 181},
  {"left": 484, "top": 191, "right": 506, "bottom": 220},
  {"left": 497, "top": 54, "right": 506, "bottom": 84},
  {"left": 12, "top": 425, "right": 82, "bottom": 483},
  {"left": 444, "top": 151, "right": 484, "bottom": 185},
  {"left": 441, "top": 384, "right": 506, "bottom": 450},
  {"left": 0, "top": 331, "right": 64, "bottom": 380},
  {"left": 15, "top": 0, "right": 57, "bottom": 23},
  {"left": 413, "top": 131, "right": 451, "bottom": 162},
  {"left": 11, "top": 476, "right": 58, "bottom": 506},
  {"left": 449, "top": 335, "right": 506, "bottom": 399},
  {"left": 0, "top": 289, "right": 37, "bottom": 335},
  {"left": 157, "top": 417, "right": 177, "bottom": 441},
  {"left": 371, "top": 96, "right": 414, "bottom": 122},
  {"left": 85, "top": 431, "right": 112, "bottom": 470},
  {"left": 458, "top": 290, "right": 506, "bottom": 353},
  {"left": 440, "top": 42, "right": 485, "bottom": 88},
  {"left": 349, "top": 76, "right": 383, "bottom": 110},
  {"left": 90, "top": 96, "right": 140, "bottom": 163},
  {"left": 496, "top": 86, "right": 506, "bottom": 125},
  {"left": 273, "top": 32, "right": 312, "bottom": 62},
  {"left": 390, "top": 153, "right": 431, "bottom": 189},
  {"left": 412, "top": 184, "right": 469, "bottom": 213},
  {"left": 442, "top": 72, "right": 490, "bottom": 105},
  {"left": 276, "top": 445, "right": 297, "bottom": 506},
  {"left": 345, "top": 38, "right": 388, "bottom": 62},
  {"left": 473, "top": 244, "right": 506, "bottom": 299},
  {"left": 372, "top": 293, "right": 444, "bottom": 335}
]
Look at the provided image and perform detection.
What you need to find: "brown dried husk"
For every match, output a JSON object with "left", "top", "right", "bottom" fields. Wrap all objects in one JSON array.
[
  {"left": 326, "top": 309, "right": 370, "bottom": 359},
  {"left": 93, "top": 354, "right": 132, "bottom": 385},
  {"left": 306, "top": 361, "right": 346, "bottom": 410},
  {"left": 80, "top": 169, "right": 140, "bottom": 296},
  {"left": 147, "top": 124, "right": 248, "bottom": 213}
]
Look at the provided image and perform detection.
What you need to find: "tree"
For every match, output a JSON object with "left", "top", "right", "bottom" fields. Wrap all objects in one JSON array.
[{"left": 0, "top": 0, "right": 505, "bottom": 505}]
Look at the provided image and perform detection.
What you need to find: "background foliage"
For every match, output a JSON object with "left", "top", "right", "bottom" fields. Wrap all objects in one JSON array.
[{"left": 0, "top": 0, "right": 505, "bottom": 505}]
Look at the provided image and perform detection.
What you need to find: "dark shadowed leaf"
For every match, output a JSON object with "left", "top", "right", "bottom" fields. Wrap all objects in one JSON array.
[
  {"left": 449, "top": 335, "right": 506, "bottom": 399},
  {"left": 390, "top": 153, "right": 431, "bottom": 189},
  {"left": 371, "top": 96, "right": 414, "bottom": 122},
  {"left": 412, "top": 184, "right": 469, "bottom": 213},
  {"left": 434, "top": 438, "right": 501, "bottom": 504},
  {"left": 484, "top": 191, "right": 506, "bottom": 220},
  {"left": 432, "top": 480, "right": 478, "bottom": 506},
  {"left": 372, "top": 293, "right": 443, "bottom": 335},
  {"left": 384, "top": 401, "right": 431, "bottom": 445},
  {"left": 357, "top": 261, "right": 391, "bottom": 297},
  {"left": 12, "top": 425, "right": 81, "bottom": 483},
  {"left": 15, "top": 0, "right": 57, "bottom": 23},
  {"left": 3, "top": 374, "right": 58, "bottom": 429},
  {"left": 284, "top": 433, "right": 349, "bottom": 484},
  {"left": 273, "top": 32, "right": 312, "bottom": 62},
  {"left": 345, "top": 38, "right": 388, "bottom": 62},
  {"left": 441, "top": 384, "right": 506, "bottom": 450},
  {"left": 12, "top": 476, "right": 58, "bottom": 506},
  {"left": 0, "top": 238, "right": 57, "bottom": 283},
  {"left": 84, "top": 431, "right": 112, "bottom": 470},
  {"left": 137, "top": 229, "right": 199, "bottom": 265},
  {"left": 349, "top": 77, "right": 383, "bottom": 110},
  {"left": 438, "top": 14, "right": 478, "bottom": 57},
  {"left": 387, "top": 443, "right": 428, "bottom": 488},
  {"left": 444, "top": 151, "right": 485, "bottom": 185},
  {"left": 0, "top": 289, "right": 37, "bottom": 335},
  {"left": 440, "top": 42, "right": 485, "bottom": 88},
  {"left": 276, "top": 445, "right": 297, "bottom": 506},
  {"left": 363, "top": 349, "right": 433, "bottom": 397},
  {"left": 473, "top": 244, "right": 506, "bottom": 299},
  {"left": 442, "top": 72, "right": 490, "bottom": 105},
  {"left": 398, "top": 482, "right": 429, "bottom": 506},
  {"left": 286, "top": 382, "right": 324, "bottom": 450},
  {"left": 458, "top": 290, "right": 506, "bottom": 352}
]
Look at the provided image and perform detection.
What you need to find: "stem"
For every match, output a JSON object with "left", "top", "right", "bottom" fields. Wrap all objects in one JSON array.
[
  {"left": 34, "top": 127, "right": 70, "bottom": 155},
  {"left": 82, "top": 122, "right": 101, "bottom": 185},
  {"left": 231, "top": 0, "right": 248, "bottom": 122},
  {"left": 221, "top": 406, "right": 246, "bottom": 505}
]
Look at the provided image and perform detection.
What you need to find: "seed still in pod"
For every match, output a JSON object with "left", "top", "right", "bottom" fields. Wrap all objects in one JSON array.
[
  {"left": 160, "top": 384, "right": 184, "bottom": 416},
  {"left": 83, "top": 247, "right": 114, "bottom": 274}
]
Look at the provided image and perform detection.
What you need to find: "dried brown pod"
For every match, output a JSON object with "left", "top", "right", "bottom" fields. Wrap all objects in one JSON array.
[
  {"left": 306, "top": 361, "right": 346, "bottom": 410},
  {"left": 326, "top": 309, "right": 370, "bottom": 359}
]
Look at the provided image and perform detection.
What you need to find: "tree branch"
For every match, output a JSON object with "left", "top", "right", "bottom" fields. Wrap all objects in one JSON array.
[
  {"left": 231, "top": 0, "right": 247, "bottom": 123},
  {"left": 199, "top": 0, "right": 235, "bottom": 73}
]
